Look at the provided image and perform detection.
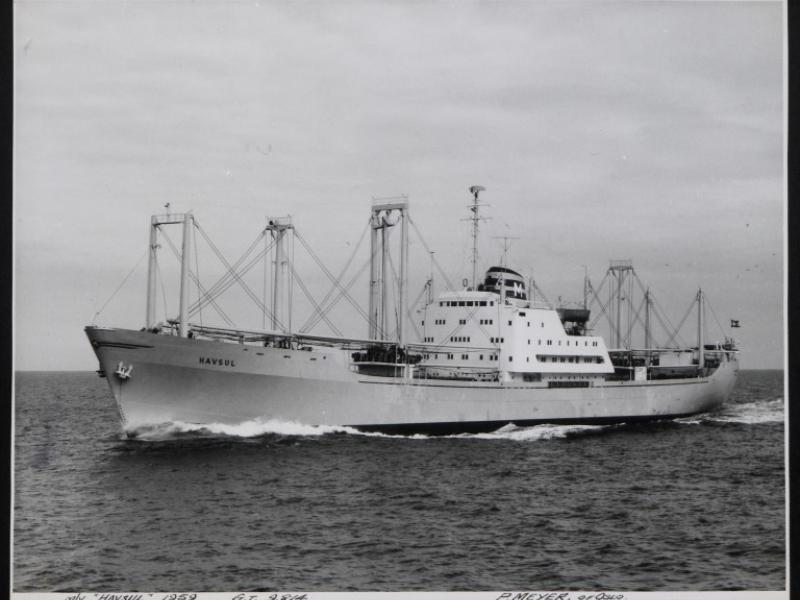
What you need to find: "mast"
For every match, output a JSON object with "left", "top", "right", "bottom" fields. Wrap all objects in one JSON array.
[
  {"left": 266, "top": 217, "right": 293, "bottom": 333},
  {"left": 426, "top": 251, "right": 435, "bottom": 306},
  {"left": 467, "top": 185, "right": 486, "bottom": 289},
  {"left": 644, "top": 287, "right": 651, "bottom": 350},
  {"left": 178, "top": 212, "right": 193, "bottom": 338},
  {"left": 399, "top": 206, "right": 408, "bottom": 346},
  {"left": 369, "top": 197, "right": 409, "bottom": 342},
  {"left": 274, "top": 228, "right": 283, "bottom": 331},
  {"left": 380, "top": 223, "right": 389, "bottom": 340},
  {"left": 368, "top": 214, "right": 379, "bottom": 339},
  {"left": 146, "top": 216, "right": 159, "bottom": 329},
  {"left": 582, "top": 265, "right": 588, "bottom": 310},
  {"left": 697, "top": 288, "right": 705, "bottom": 370}
]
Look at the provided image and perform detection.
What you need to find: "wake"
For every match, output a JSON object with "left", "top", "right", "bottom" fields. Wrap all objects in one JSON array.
[{"left": 124, "top": 418, "right": 610, "bottom": 442}]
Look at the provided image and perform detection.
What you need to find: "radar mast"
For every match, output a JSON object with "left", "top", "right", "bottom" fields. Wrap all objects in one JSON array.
[{"left": 466, "top": 185, "right": 488, "bottom": 289}]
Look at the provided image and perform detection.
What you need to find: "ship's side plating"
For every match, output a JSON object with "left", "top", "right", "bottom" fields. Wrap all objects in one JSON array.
[{"left": 86, "top": 325, "right": 738, "bottom": 433}]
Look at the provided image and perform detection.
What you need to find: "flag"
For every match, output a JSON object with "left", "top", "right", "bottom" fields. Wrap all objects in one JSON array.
[{"left": 731, "top": 319, "right": 741, "bottom": 328}]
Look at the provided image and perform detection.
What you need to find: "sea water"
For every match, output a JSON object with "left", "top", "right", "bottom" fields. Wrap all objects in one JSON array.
[{"left": 13, "top": 370, "right": 785, "bottom": 592}]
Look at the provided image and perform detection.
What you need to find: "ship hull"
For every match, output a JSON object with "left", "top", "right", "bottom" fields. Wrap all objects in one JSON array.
[{"left": 86, "top": 327, "right": 739, "bottom": 434}]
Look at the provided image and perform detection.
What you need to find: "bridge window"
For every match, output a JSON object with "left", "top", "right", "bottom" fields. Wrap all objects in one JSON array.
[
  {"left": 508, "top": 320, "right": 512, "bottom": 326},
  {"left": 508, "top": 356, "right": 513, "bottom": 362},
  {"left": 459, "top": 319, "right": 466, "bottom": 325}
]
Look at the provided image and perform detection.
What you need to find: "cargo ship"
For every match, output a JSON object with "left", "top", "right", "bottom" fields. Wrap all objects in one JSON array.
[{"left": 86, "top": 188, "right": 739, "bottom": 435}]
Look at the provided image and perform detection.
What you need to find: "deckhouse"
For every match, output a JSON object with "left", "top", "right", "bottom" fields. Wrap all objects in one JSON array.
[{"left": 419, "top": 266, "right": 614, "bottom": 383}]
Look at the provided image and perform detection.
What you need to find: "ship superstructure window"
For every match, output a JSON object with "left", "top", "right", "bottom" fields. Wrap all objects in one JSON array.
[
  {"left": 536, "top": 354, "right": 604, "bottom": 363},
  {"left": 508, "top": 320, "right": 512, "bottom": 326},
  {"left": 479, "top": 319, "right": 494, "bottom": 325},
  {"left": 434, "top": 319, "right": 446, "bottom": 325},
  {"left": 459, "top": 319, "right": 467, "bottom": 325},
  {"left": 547, "top": 340, "right": 552, "bottom": 345},
  {"left": 508, "top": 356, "right": 513, "bottom": 362},
  {"left": 461, "top": 354, "right": 469, "bottom": 360},
  {"left": 519, "top": 312, "right": 526, "bottom": 317}
]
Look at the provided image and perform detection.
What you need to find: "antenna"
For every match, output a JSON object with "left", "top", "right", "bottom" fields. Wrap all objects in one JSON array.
[
  {"left": 492, "top": 234, "right": 519, "bottom": 268},
  {"left": 462, "top": 186, "right": 490, "bottom": 289}
]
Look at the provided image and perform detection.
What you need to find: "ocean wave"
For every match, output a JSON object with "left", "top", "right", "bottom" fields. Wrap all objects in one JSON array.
[
  {"left": 448, "top": 422, "right": 609, "bottom": 441},
  {"left": 676, "top": 398, "right": 784, "bottom": 426},
  {"left": 125, "top": 418, "right": 371, "bottom": 441},
  {"left": 124, "top": 419, "right": 607, "bottom": 442}
]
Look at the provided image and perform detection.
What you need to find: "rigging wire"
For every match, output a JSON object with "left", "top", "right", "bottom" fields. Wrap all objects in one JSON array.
[
  {"left": 621, "top": 293, "right": 648, "bottom": 348},
  {"left": 664, "top": 295, "right": 697, "bottom": 347},
  {"left": 408, "top": 215, "right": 456, "bottom": 291},
  {"left": 192, "top": 224, "right": 282, "bottom": 328},
  {"left": 650, "top": 295, "right": 687, "bottom": 348},
  {"left": 630, "top": 275, "right": 685, "bottom": 348},
  {"left": 90, "top": 248, "right": 148, "bottom": 324},
  {"left": 294, "top": 230, "right": 372, "bottom": 327},
  {"left": 301, "top": 257, "right": 372, "bottom": 334},
  {"left": 299, "top": 218, "right": 371, "bottom": 333},
  {"left": 704, "top": 296, "right": 729, "bottom": 341},
  {"left": 189, "top": 226, "right": 271, "bottom": 315},
  {"left": 385, "top": 241, "right": 402, "bottom": 340},
  {"left": 286, "top": 261, "right": 343, "bottom": 337},
  {"left": 159, "top": 228, "right": 236, "bottom": 326}
]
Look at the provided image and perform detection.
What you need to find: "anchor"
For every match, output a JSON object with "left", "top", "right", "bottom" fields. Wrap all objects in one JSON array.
[{"left": 114, "top": 361, "right": 133, "bottom": 380}]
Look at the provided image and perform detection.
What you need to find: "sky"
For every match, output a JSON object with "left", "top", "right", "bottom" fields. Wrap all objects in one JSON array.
[{"left": 14, "top": 1, "right": 784, "bottom": 370}]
